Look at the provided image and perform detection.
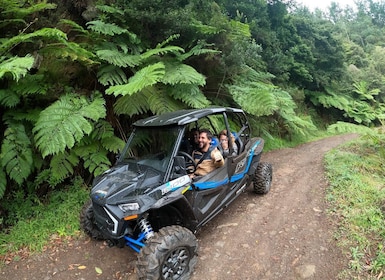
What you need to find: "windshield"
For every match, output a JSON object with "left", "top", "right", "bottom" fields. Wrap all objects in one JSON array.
[{"left": 118, "top": 126, "right": 180, "bottom": 173}]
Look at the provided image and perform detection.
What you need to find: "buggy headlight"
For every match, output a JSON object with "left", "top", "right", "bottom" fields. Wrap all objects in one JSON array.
[{"left": 118, "top": 203, "right": 140, "bottom": 212}]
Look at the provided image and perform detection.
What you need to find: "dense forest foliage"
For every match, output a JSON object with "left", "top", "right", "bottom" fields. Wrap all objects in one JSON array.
[{"left": 1, "top": 0, "right": 385, "bottom": 225}]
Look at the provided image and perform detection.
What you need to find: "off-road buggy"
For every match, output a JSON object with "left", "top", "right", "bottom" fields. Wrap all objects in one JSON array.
[{"left": 80, "top": 107, "right": 272, "bottom": 279}]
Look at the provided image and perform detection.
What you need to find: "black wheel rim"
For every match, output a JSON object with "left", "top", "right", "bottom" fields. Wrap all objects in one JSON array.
[{"left": 161, "top": 246, "right": 190, "bottom": 280}]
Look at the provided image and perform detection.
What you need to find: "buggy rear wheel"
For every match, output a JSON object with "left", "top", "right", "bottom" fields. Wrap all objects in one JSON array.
[
  {"left": 79, "top": 200, "right": 104, "bottom": 240},
  {"left": 136, "top": 225, "right": 198, "bottom": 280},
  {"left": 253, "top": 162, "right": 272, "bottom": 194}
]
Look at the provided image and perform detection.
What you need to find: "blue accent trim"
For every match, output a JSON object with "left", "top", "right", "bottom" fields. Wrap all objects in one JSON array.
[
  {"left": 194, "top": 178, "right": 229, "bottom": 190},
  {"left": 125, "top": 232, "right": 146, "bottom": 253}
]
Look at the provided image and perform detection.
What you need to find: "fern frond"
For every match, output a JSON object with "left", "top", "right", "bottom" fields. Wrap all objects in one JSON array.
[
  {"left": 106, "top": 62, "right": 165, "bottom": 96},
  {"left": 97, "top": 65, "right": 128, "bottom": 86},
  {"left": 148, "top": 90, "right": 180, "bottom": 115},
  {"left": 113, "top": 90, "right": 152, "bottom": 116},
  {"left": 282, "top": 114, "right": 316, "bottom": 136},
  {"left": 327, "top": 121, "right": 374, "bottom": 135},
  {"left": 49, "top": 151, "right": 79, "bottom": 185},
  {"left": 156, "top": 34, "right": 180, "bottom": 48},
  {"left": 33, "top": 93, "right": 106, "bottom": 157},
  {"left": 229, "top": 82, "right": 279, "bottom": 116},
  {"left": 96, "top": 49, "right": 142, "bottom": 67},
  {"left": 0, "top": 89, "right": 20, "bottom": 107},
  {"left": 0, "top": 28, "right": 67, "bottom": 53},
  {"left": 91, "top": 120, "right": 125, "bottom": 153},
  {"left": 0, "top": 55, "right": 34, "bottom": 82},
  {"left": 169, "top": 84, "right": 210, "bottom": 108},
  {"left": 59, "top": 19, "right": 88, "bottom": 34},
  {"left": 140, "top": 46, "right": 184, "bottom": 60},
  {"left": 178, "top": 43, "right": 220, "bottom": 61},
  {"left": 96, "top": 4, "right": 125, "bottom": 15},
  {"left": 6, "top": 109, "right": 41, "bottom": 123},
  {"left": 0, "top": 168, "right": 6, "bottom": 199},
  {"left": 228, "top": 19, "right": 251, "bottom": 39},
  {"left": 0, "top": 18, "right": 26, "bottom": 29},
  {"left": 74, "top": 144, "right": 110, "bottom": 176},
  {"left": 191, "top": 22, "right": 222, "bottom": 35},
  {"left": 162, "top": 62, "right": 206, "bottom": 86},
  {"left": 42, "top": 42, "right": 97, "bottom": 65},
  {"left": 317, "top": 92, "right": 350, "bottom": 110},
  {"left": 0, "top": 122, "right": 33, "bottom": 185},
  {"left": 87, "top": 20, "right": 127, "bottom": 36},
  {"left": 6, "top": 2, "right": 56, "bottom": 19},
  {"left": 1, "top": 75, "right": 48, "bottom": 105}
]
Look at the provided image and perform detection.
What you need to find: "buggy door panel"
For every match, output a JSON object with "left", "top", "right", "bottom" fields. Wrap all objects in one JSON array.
[{"left": 191, "top": 165, "right": 229, "bottom": 221}]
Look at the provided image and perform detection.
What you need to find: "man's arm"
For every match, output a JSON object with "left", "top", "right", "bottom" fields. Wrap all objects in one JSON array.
[{"left": 211, "top": 148, "right": 224, "bottom": 167}]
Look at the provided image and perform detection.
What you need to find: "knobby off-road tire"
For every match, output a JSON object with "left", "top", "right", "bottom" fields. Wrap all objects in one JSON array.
[
  {"left": 253, "top": 162, "right": 273, "bottom": 194},
  {"left": 79, "top": 200, "right": 104, "bottom": 240},
  {"left": 136, "top": 225, "right": 198, "bottom": 280}
]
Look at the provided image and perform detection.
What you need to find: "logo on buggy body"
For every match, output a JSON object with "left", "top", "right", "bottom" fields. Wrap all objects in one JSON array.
[
  {"left": 161, "top": 175, "right": 191, "bottom": 195},
  {"left": 235, "top": 158, "right": 246, "bottom": 173}
]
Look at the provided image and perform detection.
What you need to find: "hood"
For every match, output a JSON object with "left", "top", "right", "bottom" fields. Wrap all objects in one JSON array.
[{"left": 91, "top": 164, "right": 162, "bottom": 205}]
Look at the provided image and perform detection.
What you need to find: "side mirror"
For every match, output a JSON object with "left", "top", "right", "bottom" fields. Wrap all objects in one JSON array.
[{"left": 173, "top": 156, "right": 187, "bottom": 175}]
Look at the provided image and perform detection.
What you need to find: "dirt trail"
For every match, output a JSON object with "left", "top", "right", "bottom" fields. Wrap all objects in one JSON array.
[{"left": 0, "top": 134, "right": 357, "bottom": 280}]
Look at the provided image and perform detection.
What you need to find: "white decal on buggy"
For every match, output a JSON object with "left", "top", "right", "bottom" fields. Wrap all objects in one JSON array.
[
  {"left": 161, "top": 175, "right": 191, "bottom": 195},
  {"left": 235, "top": 158, "right": 246, "bottom": 173}
]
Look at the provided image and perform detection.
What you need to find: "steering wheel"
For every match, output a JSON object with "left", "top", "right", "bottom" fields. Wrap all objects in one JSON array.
[{"left": 177, "top": 151, "right": 197, "bottom": 174}]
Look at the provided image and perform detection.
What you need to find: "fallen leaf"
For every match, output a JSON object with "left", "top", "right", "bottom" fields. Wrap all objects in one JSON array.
[
  {"left": 95, "top": 267, "right": 103, "bottom": 275},
  {"left": 78, "top": 265, "right": 87, "bottom": 270}
]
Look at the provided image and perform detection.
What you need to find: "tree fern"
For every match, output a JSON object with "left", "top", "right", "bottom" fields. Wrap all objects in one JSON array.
[
  {"left": 190, "top": 22, "right": 222, "bottom": 35},
  {"left": 59, "top": 19, "right": 88, "bottom": 35},
  {"left": 74, "top": 143, "right": 110, "bottom": 176},
  {"left": 0, "top": 55, "right": 34, "bottom": 81},
  {"left": 42, "top": 42, "right": 97, "bottom": 65},
  {"left": 33, "top": 93, "right": 106, "bottom": 157},
  {"left": 315, "top": 92, "right": 350, "bottom": 110},
  {"left": 169, "top": 84, "right": 210, "bottom": 108},
  {"left": 96, "top": 49, "right": 142, "bottom": 67},
  {"left": 0, "top": 89, "right": 20, "bottom": 107},
  {"left": 178, "top": 42, "right": 220, "bottom": 61},
  {"left": 91, "top": 120, "right": 125, "bottom": 153},
  {"left": 96, "top": 4, "right": 125, "bottom": 15},
  {"left": 86, "top": 20, "right": 128, "bottom": 36},
  {"left": 5, "top": 2, "right": 57, "bottom": 19},
  {"left": 0, "top": 168, "right": 6, "bottom": 198},
  {"left": 147, "top": 89, "right": 181, "bottom": 115},
  {"left": 140, "top": 46, "right": 184, "bottom": 60},
  {"left": 327, "top": 121, "right": 374, "bottom": 135},
  {"left": 10, "top": 74, "right": 48, "bottom": 95},
  {"left": 0, "top": 28, "right": 67, "bottom": 53},
  {"left": 229, "top": 82, "right": 279, "bottom": 116},
  {"left": 162, "top": 62, "right": 206, "bottom": 86},
  {"left": 0, "top": 74, "right": 48, "bottom": 107},
  {"left": 97, "top": 65, "right": 128, "bottom": 86},
  {"left": 49, "top": 151, "right": 80, "bottom": 186},
  {"left": 106, "top": 62, "right": 166, "bottom": 96},
  {"left": 114, "top": 90, "right": 152, "bottom": 116},
  {"left": 0, "top": 122, "right": 33, "bottom": 185},
  {"left": 353, "top": 81, "right": 380, "bottom": 101}
]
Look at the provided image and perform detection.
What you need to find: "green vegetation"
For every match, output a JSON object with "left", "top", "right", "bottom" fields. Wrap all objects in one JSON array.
[
  {"left": 1, "top": 0, "right": 385, "bottom": 273},
  {"left": 325, "top": 128, "right": 385, "bottom": 279},
  {"left": 0, "top": 178, "right": 88, "bottom": 256}
]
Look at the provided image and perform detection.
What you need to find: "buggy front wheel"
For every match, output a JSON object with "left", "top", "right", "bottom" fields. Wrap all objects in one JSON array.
[
  {"left": 136, "top": 225, "right": 198, "bottom": 280},
  {"left": 79, "top": 200, "right": 105, "bottom": 240}
]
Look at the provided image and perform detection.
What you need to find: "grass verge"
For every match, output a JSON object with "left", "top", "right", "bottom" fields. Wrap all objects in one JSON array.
[
  {"left": 325, "top": 137, "right": 385, "bottom": 279},
  {"left": 0, "top": 180, "right": 89, "bottom": 259}
]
